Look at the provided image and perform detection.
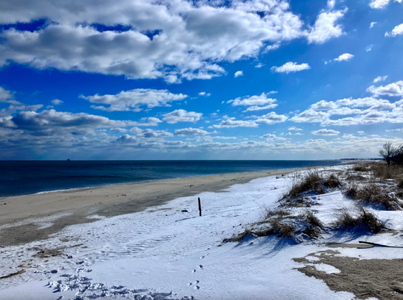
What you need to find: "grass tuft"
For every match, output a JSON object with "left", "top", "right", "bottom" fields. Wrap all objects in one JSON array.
[
  {"left": 352, "top": 183, "right": 401, "bottom": 210},
  {"left": 287, "top": 169, "right": 324, "bottom": 198},
  {"left": 333, "top": 207, "right": 385, "bottom": 233}
]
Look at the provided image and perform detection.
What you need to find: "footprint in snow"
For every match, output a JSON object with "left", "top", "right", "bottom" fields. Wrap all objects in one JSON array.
[{"left": 199, "top": 265, "right": 203, "bottom": 270}]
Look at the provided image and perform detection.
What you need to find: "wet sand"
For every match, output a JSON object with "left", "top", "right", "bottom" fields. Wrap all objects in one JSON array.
[{"left": 0, "top": 169, "right": 299, "bottom": 247}]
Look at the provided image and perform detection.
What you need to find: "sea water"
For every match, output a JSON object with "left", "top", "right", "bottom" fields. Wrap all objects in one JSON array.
[{"left": 0, "top": 160, "right": 342, "bottom": 197}]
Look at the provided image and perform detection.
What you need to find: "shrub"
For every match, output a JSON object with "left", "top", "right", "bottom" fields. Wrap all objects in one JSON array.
[{"left": 370, "top": 163, "right": 403, "bottom": 180}]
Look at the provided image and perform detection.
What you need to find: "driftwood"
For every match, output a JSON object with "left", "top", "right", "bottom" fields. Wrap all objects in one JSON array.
[
  {"left": 0, "top": 269, "right": 25, "bottom": 279},
  {"left": 359, "top": 241, "right": 403, "bottom": 248}
]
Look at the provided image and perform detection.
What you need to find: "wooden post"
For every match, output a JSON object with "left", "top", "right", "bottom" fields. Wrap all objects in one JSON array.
[{"left": 198, "top": 197, "right": 202, "bottom": 216}]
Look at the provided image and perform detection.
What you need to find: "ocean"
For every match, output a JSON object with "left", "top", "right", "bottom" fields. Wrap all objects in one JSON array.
[{"left": 0, "top": 160, "right": 342, "bottom": 197}]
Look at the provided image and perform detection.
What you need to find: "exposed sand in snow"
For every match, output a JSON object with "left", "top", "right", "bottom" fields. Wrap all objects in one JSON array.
[
  {"left": 294, "top": 249, "right": 403, "bottom": 299},
  {"left": 0, "top": 168, "right": 299, "bottom": 247}
]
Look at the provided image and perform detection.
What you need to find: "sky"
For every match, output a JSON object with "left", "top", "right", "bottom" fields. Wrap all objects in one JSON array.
[{"left": 0, "top": 0, "right": 402, "bottom": 160}]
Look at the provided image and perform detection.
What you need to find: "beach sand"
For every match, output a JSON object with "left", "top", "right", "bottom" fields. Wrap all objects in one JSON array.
[{"left": 0, "top": 168, "right": 301, "bottom": 247}]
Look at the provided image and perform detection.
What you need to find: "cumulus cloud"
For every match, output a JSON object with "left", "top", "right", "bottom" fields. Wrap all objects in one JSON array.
[
  {"left": 291, "top": 92, "right": 403, "bottom": 126},
  {"left": 134, "top": 128, "right": 173, "bottom": 138},
  {"left": 162, "top": 109, "right": 202, "bottom": 124},
  {"left": 373, "top": 76, "right": 388, "bottom": 83},
  {"left": 262, "top": 133, "right": 287, "bottom": 141},
  {"left": 0, "top": 109, "right": 136, "bottom": 138},
  {"left": 366, "top": 44, "right": 373, "bottom": 52},
  {"left": 271, "top": 62, "right": 310, "bottom": 73},
  {"left": 228, "top": 93, "right": 277, "bottom": 107},
  {"left": 234, "top": 71, "right": 244, "bottom": 78},
  {"left": 367, "top": 80, "right": 403, "bottom": 97},
  {"left": 51, "top": 99, "right": 63, "bottom": 105},
  {"left": 131, "top": 117, "right": 162, "bottom": 127},
  {"left": 306, "top": 9, "right": 347, "bottom": 44},
  {"left": 265, "top": 42, "right": 281, "bottom": 52},
  {"left": 174, "top": 128, "right": 209, "bottom": 136},
  {"left": 0, "top": 87, "right": 19, "bottom": 105},
  {"left": 370, "top": 0, "right": 390, "bottom": 9},
  {"left": 370, "top": 0, "right": 401, "bottom": 9},
  {"left": 199, "top": 92, "right": 210, "bottom": 97},
  {"left": 0, "top": 0, "right": 337, "bottom": 82},
  {"left": 81, "top": 89, "right": 187, "bottom": 112},
  {"left": 310, "top": 100, "right": 338, "bottom": 110},
  {"left": 243, "top": 104, "right": 278, "bottom": 112},
  {"left": 288, "top": 126, "right": 303, "bottom": 131},
  {"left": 327, "top": 0, "right": 336, "bottom": 9},
  {"left": 334, "top": 53, "right": 354, "bottom": 62},
  {"left": 385, "top": 23, "right": 403, "bottom": 37},
  {"left": 312, "top": 129, "right": 340, "bottom": 136},
  {"left": 255, "top": 112, "right": 288, "bottom": 124},
  {"left": 370, "top": 22, "right": 378, "bottom": 28},
  {"left": 212, "top": 117, "right": 258, "bottom": 128}
]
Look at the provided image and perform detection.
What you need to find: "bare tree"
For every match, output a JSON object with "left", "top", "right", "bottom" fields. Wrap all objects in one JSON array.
[{"left": 379, "top": 142, "right": 396, "bottom": 166}]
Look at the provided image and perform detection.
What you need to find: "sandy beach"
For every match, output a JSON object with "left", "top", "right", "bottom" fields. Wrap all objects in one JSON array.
[
  {"left": 2, "top": 162, "right": 403, "bottom": 300},
  {"left": 0, "top": 168, "right": 302, "bottom": 247}
]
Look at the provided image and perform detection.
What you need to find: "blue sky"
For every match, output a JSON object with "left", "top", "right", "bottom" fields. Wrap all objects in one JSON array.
[{"left": 0, "top": 0, "right": 402, "bottom": 160}]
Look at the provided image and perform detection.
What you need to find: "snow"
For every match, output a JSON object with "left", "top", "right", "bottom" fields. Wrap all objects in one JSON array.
[{"left": 1, "top": 165, "right": 403, "bottom": 299}]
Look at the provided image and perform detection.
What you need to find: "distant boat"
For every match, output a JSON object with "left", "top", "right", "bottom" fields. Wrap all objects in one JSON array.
[{"left": 67, "top": 158, "right": 71, "bottom": 161}]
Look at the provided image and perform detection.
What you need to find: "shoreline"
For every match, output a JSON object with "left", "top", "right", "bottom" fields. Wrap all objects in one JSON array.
[
  {"left": 0, "top": 168, "right": 307, "bottom": 247},
  {"left": 1, "top": 160, "right": 345, "bottom": 199}
]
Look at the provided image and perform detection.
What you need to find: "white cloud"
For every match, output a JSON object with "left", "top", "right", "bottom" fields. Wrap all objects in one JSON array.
[
  {"left": 310, "top": 100, "right": 338, "bottom": 110},
  {"left": 130, "top": 117, "right": 162, "bottom": 127},
  {"left": 334, "top": 53, "right": 354, "bottom": 62},
  {"left": 81, "top": 89, "right": 187, "bottom": 112},
  {"left": 370, "top": 0, "right": 390, "bottom": 9},
  {"left": 133, "top": 128, "right": 173, "bottom": 138},
  {"left": 262, "top": 133, "right": 286, "bottom": 141},
  {"left": 366, "top": 44, "right": 373, "bottom": 52},
  {"left": 288, "top": 126, "right": 303, "bottom": 131},
  {"left": 385, "top": 23, "right": 403, "bottom": 37},
  {"left": 234, "top": 71, "right": 244, "bottom": 78},
  {"left": 162, "top": 109, "right": 202, "bottom": 124},
  {"left": 0, "top": 0, "right": 332, "bottom": 82},
  {"left": 255, "top": 63, "right": 265, "bottom": 68},
  {"left": 367, "top": 80, "right": 403, "bottom": 97},
  {"left": 370, "top": 22, "right": 378, "bottom": 28},
  {"left": 327, "top": 0, "right": 336, "bottom": 9},
  {"left": 212, "top": 118, "right": 258, "bottom": 128},
  {"left": 199, "top": 92, "right": 211, "bottom": 97},
  {"left": 243, "top": 104, "right": 278, "bottom": 112},
  {"left": 290, "top": 109, "right": 328, "bottom": 123},
  {"left": 373, "top": 76, "right": 388, "bottom": 83},
  {"left": 312, "top": 129, "right": 340, "bottom": 136},
  {"left": 369, "top": 0, "right": 401, "bottom": 9},
  {"left": 175, "top": 128, "right": 209, "bottom": 136},
  {"left": 228, "top": 93, "right": 277, "bottom": 106},
  {"left": 0, "top": 87, "right": 20, "bottom": 105},
  {"left": 306, "top": 9, "right": 346, "bottom": 44},
  {"left": 0, "top": 109, "right": 135, "bottom": 137},
  {"left": 265, "top": 42, "right": 280, "bottom": 52},
  {"left": 291, "top": 92, "right": 403, "bottom": 126},
  {"left": 51, "top": 99, "right": 63, "bottom": 105},
  {"left": 271, "top": 62, "right": 310, "bottom": 74},
  {"left": 255, "top": 112, "right": 288, "bottom": 124}
]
